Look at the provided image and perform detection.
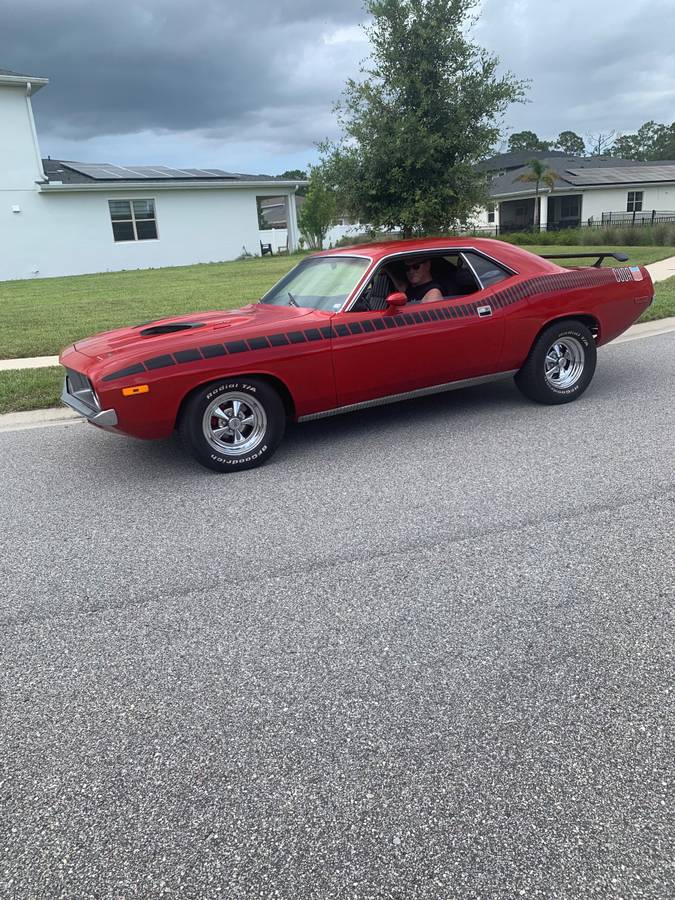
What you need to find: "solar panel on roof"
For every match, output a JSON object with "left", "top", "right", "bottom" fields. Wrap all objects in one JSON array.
[
  {"left": 565, "top": 166, "right": 675, "bottom": 184},
  {"left": 64, "top": 162, "right": 240, "bottom": 181}
]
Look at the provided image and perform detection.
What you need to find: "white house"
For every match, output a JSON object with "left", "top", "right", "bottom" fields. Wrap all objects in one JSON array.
[
  {"left": 474, "top": 150, "right": 675, "bottom": 233},
  {"left": 0, "top": 67, "right": 305, "bottom": 282}
]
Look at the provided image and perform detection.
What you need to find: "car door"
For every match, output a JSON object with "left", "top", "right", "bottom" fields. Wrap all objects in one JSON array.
[{"left": 329, "top": 251, "right": 512, "bottom": 408}]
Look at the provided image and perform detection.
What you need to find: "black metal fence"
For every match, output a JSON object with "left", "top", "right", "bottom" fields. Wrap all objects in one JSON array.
[
  {"left": 471, "top": 210, "right": 675, "bottom": 236},
  {"left": 597, "top": 210, "right": 675, "bottom": 226}
]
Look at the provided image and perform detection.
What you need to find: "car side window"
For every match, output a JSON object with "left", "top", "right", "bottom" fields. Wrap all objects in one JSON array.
[{"left": 461, "top": 252, "right": 511, "bottom": 288}]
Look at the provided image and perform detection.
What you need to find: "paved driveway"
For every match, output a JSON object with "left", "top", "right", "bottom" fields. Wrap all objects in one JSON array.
[{"left": 1, "top": 334, "right": 673, "bottom": 899}]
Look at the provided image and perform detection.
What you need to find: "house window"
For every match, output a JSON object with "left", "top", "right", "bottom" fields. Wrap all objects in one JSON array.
[
  {"left": 487, "top": 206, "right": 495, "bottom": 223},
  {"left": 560, "top": 196, "right": 580, "bottom": 219},
  {"left": 109, "top": 199, "right": 158, "bottom": 241},
  {"left": 626, "top": 191, "right": 643, "bottom": 213}
]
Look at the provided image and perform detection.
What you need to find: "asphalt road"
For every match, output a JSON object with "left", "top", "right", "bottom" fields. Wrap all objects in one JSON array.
[{"left": 1, "top": 333, "right": 673, "bottom": 899}]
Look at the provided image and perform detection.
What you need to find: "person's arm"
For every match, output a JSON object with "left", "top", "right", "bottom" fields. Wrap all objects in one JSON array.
[{"left": 421, "top": 287, "right": 443, "bottom": 303}]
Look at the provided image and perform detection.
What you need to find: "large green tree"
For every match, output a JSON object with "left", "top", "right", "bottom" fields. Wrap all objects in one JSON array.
[
  {"left": 553, "top": 130, "right": 585, "bottom": 155},
  {"left": 612, "top": 121, "right": 675, "bottom": 161},
  {"left": 507, "top": 130, "right": 550, "bottom": 153},
  {"left": 320, "top": 0, "right": 526, "bottom": 236}
]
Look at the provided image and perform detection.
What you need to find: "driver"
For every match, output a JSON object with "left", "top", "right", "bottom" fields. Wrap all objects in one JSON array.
[{"left": 390, "top": 258, "right": 444, "bottom": 304}]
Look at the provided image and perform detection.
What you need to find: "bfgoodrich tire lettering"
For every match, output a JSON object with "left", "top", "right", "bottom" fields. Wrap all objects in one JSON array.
[
  {"left": 179, "top": 378, "right": 285, "bottom": 472},
  {"left": 515, "top": 319, "right": 597, "bottom": 405}
]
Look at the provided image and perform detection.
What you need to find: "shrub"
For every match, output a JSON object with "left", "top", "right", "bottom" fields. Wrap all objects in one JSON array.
[
  {"left": 501, "top": 223, "right": 675, "bottom": 247},
  {"left": 332, "top": 231, "right": 402, "bottom": 247}
]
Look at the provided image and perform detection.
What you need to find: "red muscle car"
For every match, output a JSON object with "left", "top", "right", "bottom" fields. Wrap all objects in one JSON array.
[{"left": 60, "top": 238, "right": 653, "bottom": 472}]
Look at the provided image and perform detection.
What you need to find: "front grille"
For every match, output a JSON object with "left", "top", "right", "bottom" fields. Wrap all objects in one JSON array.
[{"left": 65, "top": 368, "right": 99, "bottom": 410}]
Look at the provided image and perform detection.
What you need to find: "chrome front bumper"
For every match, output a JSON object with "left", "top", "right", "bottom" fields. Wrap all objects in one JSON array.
[{"left": 61, "top": 374, "right": 118, "bottom": 427}]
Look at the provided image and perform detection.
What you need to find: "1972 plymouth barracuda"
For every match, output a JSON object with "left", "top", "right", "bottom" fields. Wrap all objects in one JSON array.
[{"left": 60, "top": 238, "right": 654, "bottom": 472}]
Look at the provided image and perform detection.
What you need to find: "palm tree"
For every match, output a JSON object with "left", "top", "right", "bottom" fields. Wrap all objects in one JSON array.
[{"left": 516, "top": 159, "right": 559, "bottom": 230}]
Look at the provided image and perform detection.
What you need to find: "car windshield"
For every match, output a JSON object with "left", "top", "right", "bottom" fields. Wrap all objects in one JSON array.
[{"left": 260, "top": 256, "right": 370, "bottom": 311}]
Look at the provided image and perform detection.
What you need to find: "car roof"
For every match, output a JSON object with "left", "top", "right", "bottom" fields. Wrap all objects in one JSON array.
[{"left": 313, "top": 237, "right": 560, "bottom": 275}]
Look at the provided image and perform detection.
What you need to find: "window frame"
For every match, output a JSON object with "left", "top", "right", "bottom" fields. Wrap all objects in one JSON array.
[
  {"left": 343, "top": 247, "right": 517, "bottom": 313},
  {"left": 108, "top": 198, "right": 159, "bottom": 243},
  {"left": 460, "top": 250, "right": 512, "bottom": 289},
  {"left": 259, "top": 254, "right": 373, "bottom": 311},
  {"left": 626, "top": 191, "right": 644, "bottom": 213}
]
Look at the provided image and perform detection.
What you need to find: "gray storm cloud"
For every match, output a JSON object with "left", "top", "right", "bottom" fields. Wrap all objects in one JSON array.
[
  {"left": 3, "top": 0, "right": 365, "bottom": 140},
  {"left": 1, "top": 0, "right": 673, "bottom": 169}
]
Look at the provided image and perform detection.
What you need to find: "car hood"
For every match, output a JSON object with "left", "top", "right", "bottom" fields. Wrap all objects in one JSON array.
[{"left": 73, "top": 303, "right": 317, "bottom": 360}]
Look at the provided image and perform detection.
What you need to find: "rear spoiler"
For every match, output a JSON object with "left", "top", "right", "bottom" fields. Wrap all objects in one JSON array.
[{"left": 540, "top": 251, "right": 629, "bottom": 268}]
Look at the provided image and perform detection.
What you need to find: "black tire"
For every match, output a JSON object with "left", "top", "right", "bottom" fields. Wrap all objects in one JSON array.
[
  {"left": 178, "top": 377, "right": 285, "bottom": 472},
  {"left": 515, "top": 319, "right": 597, "bottom": 404}
]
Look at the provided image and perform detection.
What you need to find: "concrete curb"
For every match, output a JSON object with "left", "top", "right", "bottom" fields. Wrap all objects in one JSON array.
[
  {"left": 610, "top": 316, "right": 675, "bottom": 344},
  {"left": 0, "top": 407, "right": 81, "bottom": 432}
]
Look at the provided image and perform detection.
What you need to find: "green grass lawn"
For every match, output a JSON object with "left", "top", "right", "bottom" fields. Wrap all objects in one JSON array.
[
  {"left": 0, "top": 245, "right": 672, "bottom": 360},
  {"left": 0, "top": 255, "right": 306, "bottom": 359},
  {"left": 522, "top": 245, "right": 673, "bottom": 268},
  {"left": 0, "top": 367, "right": 63, "bottom": 414}
]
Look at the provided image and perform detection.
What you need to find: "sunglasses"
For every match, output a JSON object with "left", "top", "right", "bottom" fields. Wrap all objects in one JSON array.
[{"left": 404, "top": 262, "right": 424, "bottom": 271}]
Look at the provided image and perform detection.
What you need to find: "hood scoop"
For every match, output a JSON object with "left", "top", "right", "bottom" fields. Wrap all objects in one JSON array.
[{"left": 138, "top": 322, "right": 205, "bottom": 337}]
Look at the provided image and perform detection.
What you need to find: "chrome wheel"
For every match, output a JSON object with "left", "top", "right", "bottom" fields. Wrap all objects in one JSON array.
[
  {"left": 202, "top": 392, "right": 267, "bottom": 456},
  {"left": 544, "top": 337, "right": 585, "bottom": 389}
]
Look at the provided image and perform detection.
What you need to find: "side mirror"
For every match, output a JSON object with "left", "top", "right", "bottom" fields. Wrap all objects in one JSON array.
[{"left": 385, "top": 291, "right": 407, "bottom": 310}]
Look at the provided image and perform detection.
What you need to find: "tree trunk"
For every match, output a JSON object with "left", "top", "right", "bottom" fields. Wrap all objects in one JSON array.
[{"left": 533, "top": 182, "right": 540, "bottom": 231}]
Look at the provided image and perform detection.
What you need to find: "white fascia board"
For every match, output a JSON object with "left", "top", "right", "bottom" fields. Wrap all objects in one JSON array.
[
  {"left": 0, "top": 74, "right": 49, "bottom": 91},
  {"left": 38, "top": 179, "right": 308, "bottom": 193},
  {"left": 492, "top": 188, "right": 584, "bottom": 201}
]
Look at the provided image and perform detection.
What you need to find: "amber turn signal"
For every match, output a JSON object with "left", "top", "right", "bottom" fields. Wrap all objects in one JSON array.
[{"left": 122, "top": 384, "right": 149, "bottom": 396}]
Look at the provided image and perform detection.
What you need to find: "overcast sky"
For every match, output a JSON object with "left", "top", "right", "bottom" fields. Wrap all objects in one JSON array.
[{"left": 2, "top": 0, "right": 673, "bottom": 173}]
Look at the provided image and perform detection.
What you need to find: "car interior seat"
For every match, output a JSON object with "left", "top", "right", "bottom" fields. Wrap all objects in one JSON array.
[
  {"left": 357, "top": 271, "right": 395, "bottom": 311},
  {"left": 431, "top": 256, "right": 477, "bottom": 296}
]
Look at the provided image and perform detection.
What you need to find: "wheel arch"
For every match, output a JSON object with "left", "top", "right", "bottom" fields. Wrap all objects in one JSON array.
[
  {"left": 533, "top": 313, "right": 600, "bottom": 349},
  {"left": 175, "top": 371, "right": 296, "bottom": 429}
]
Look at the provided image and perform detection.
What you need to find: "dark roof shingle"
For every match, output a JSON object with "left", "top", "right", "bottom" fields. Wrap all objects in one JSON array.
[{"left": 488, "top": 155, "right": 675, "bottom": 197}]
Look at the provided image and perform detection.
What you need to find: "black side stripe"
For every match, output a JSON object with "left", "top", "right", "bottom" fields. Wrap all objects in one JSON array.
[
  {"left": 145, "top": 354, "right": 176, "bottom": 370},
  {"left": 247, "top": 336, "right": 269, "bottom": 350},
  {"left": 174, "top": 348, "right": 202, "bottom": 363},
  {"left": 101, "top": 268, "right": 616, "bottom": 380},
  {"left": 201, "top": 344, "right": 226, "bottom": 358},
  {"left": 102, "top": 363, "right": 146, "bottom": 382}
]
